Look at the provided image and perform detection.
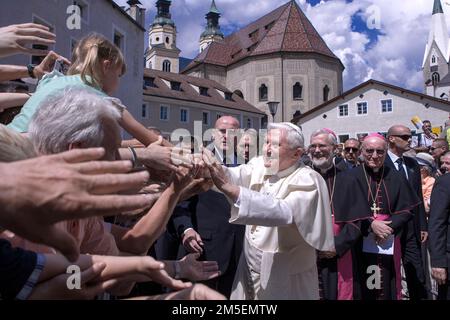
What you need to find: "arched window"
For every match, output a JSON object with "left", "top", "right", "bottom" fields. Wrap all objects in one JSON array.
[
  {"left": 432, "top": 72, "right": 440, "bottom": 86},
  {"left": 432, "top": 55, "right": 436, "bottom": 64},
  {"left": 259, "top": 84, "right": 268, "bottom": 101},
  {"left": 234, "top": 90, "right": 244, "bottom": 99},
  {"left": 162, "top": 60, "right": 171, "bottom": 73},
  {"left": 323, "top": 85, "right": 330, "bottom": 102},
  {"left": 293, "top": 82, "right": 302, "bottom": 100},
  {"left": 165, "top": 36, "right": 170, "bottom": 44}
]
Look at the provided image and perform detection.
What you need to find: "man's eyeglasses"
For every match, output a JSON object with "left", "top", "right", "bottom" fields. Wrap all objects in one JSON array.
[
  {"left": 364, "top": 149, "right": 385, "bottom": 155},
  {"left": 309, "top": 144, "right": 331, "bottom": 150},
  {"left": 344, "top": 147, "right": 359, "bottom": 153},
  {"left": 392, "top": 135, "right": 411, "bottom": 141}
]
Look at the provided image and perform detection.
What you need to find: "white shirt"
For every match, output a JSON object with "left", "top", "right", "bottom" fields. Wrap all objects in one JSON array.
[{"left": 388, "top": 150, "right": 409, "bottom": 179}]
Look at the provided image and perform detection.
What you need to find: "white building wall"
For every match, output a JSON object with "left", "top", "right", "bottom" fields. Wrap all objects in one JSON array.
[
  {"left": 141, "top": 96, "right": 263, "bottom": 139},
  {"left": 297, "top": 83, "right": 450, "bottom": 144},
  {"left": 0, "top": 0, "right": 145, "bottom": 137}
]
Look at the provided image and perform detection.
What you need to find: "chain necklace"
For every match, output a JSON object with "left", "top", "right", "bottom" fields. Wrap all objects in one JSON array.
[
  {"left": 362, "top": 164, "right": 385, "bottom": 217},
  {"left": 327, "top": 165, "right": 337, "bottom": 210}
]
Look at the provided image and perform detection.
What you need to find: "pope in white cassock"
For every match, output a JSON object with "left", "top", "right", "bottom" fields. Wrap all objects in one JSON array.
[{"left": 203, "top": 122, "right": 335, "bottom": 300}]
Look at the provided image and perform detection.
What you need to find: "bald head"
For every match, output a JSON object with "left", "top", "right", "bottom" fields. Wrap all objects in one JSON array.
[
  {"left": 362, "top": 136, "right": 388, "bottom": 150},
  {"left": 215, "top": 116, "right": 239, "bottom": 129},
  {"left": 214, "top": 115, "right": 240, "bottom": 153},
  {"left": 387, "top": 125, "right": 412, "bottom": 155},
  {"left": 387, "top": 125, "right": 410, "bottom": 137},
  {"left": 362, "top": 136, "right": 387, "bottom": 170}
]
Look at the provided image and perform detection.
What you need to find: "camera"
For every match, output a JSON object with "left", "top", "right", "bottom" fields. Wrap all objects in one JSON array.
[{"left": 53, "top": 59, "right": 68, "bottom": 74}]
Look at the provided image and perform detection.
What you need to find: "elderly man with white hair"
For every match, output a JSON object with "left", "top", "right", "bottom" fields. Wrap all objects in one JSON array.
[
  {"left": 309, "top": 129, "right": 371, "bottom": 300},
  {"left": 203, "top": 122, "right": 334, "bottom": 300},
  {"left": 8, "top": 87, "right": 220, "bottom": 286}
]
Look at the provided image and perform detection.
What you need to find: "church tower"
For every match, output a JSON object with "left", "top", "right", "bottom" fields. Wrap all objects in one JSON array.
[
  {"left": 145, "top": 0, "right": 180, "bottom": 73},
  {"left": 423, "top": 0, "right": 450, "bottom": 97},
  {"left": 199, "top": 0, "right": 224, "bottom": 53}
]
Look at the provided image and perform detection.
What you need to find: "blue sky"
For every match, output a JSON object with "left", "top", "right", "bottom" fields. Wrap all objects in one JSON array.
[{"left": 115, "top": 0, "right": 446, "bottom": 93}]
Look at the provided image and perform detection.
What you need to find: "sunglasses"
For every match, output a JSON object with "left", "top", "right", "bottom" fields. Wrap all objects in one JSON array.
[
  {"left": 344, "top": 147, "right": 359, "bottom": 152},
  {"left": 364, "top": 149, "right": 385, "bottom": 155},
  {"left": 392, "top": 135, "right": 411, "bottom": 141}
]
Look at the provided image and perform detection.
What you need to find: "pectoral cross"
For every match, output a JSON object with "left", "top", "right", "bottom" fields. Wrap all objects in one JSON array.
[{"left": 371, "top": 202, "right": 382, "bottom": 216}]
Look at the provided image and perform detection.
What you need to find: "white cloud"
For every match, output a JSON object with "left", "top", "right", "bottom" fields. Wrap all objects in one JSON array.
[{"left": 114, "top": 0, "right": 448, "bottom": 93}]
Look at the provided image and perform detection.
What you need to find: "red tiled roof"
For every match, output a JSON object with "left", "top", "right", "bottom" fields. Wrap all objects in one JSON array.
[
  {"left": 143, "top": 69, "right": 265, "bottom": 115},
  {"left": 183, "top": 1, "right": 340, "bottom": 72}
]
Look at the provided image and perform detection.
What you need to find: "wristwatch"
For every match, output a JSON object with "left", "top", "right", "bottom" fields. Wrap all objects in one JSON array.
[
  {"left": 27, "top": 64, "right": 36, "bottom": 79},
  {"left": 128, "top": 146, "right": 139, "bottom": 168}
]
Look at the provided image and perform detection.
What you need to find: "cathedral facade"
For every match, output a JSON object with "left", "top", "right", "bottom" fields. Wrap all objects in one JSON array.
[{"left": 145, "top": 0, "right": 344, "bottom": 123}]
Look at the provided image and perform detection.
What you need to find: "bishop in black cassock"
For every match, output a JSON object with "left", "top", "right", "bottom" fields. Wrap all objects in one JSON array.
[
  {"left": 309, "top": 130, "right": 372, "bottom": 300},
  {"left": 350, "top": 134, "right": 420, "bottom": 300}
]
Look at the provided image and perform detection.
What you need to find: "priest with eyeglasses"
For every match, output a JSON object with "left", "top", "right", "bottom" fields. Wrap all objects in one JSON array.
[{"left": 349, "top": 134, "right": 421, "bottom": 300}]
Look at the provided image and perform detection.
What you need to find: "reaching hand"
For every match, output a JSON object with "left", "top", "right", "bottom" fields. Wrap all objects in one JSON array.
[
  {"left": 0, "top": 23, "right": 56, "bottom": 58},
  {"left": 202, "top": 148, "right": 228, "bottom": 190},
  {"left": 141, "top": 183, "right": 166, "bottom": 194},
  {"left": 178, "top": 253, "right": 221, "bottom": 281},
  {"left": 134, "top": 283, "right": 226, "bottom": 300},
  {"left": 167, "top": 284, "right": 226, "bottom": 300},
  {"left": 28, "top": 263, "right": 117, "bottom": 300},
  {"left": 137, "top": 136, "right": 192, "bottom": 172},
  {"left": 172, "top": 167, "right": 195, "bottom": 193},
  {"left": 179, "top": 178, "right": 214, "bottom": 201},
  {"left": 182, "top": 229, "right": 204, "bottom": 254},
  {"left": 0, "top": 148, "right": 155, "bottom": 261},
  {"left": 138, "top": 256, "right": 192, "bottom": 290}
]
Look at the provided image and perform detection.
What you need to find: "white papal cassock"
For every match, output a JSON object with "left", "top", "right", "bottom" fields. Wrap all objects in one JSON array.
[{"left": 223, "top": 156, "right": 334, "bottom": 300}]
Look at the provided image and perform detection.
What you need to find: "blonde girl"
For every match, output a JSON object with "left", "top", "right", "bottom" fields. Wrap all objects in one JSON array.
[{"left": 7, "top": 33, "right": 166, "bottom": 147}]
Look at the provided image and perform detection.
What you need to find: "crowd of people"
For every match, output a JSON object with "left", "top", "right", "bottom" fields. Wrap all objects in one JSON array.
[{"left": 0, "top": 22, "right": 450, "bottom": 301}]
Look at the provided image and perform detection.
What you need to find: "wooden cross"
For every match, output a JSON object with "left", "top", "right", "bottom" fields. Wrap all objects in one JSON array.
[{"left": 371, "top": 202, "right": 382, "bottom": 216}]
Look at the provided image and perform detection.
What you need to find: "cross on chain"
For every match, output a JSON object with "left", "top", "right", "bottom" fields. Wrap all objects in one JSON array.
[{"left": 371, "top": 202, "right": 382, "bottom": 216}]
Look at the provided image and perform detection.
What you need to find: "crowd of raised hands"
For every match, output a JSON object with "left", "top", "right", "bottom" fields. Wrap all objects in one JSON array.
[{"left": 0, "top": 22, "right": 229, "bottom": 300}]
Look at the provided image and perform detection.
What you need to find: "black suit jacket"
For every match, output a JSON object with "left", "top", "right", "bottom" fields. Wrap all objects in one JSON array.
[
  {"left": 384, "top": 155, "right": 428, "bottom": 233},
  {"left": 172, "top": 151, "right": 245, "bottom": 274},
  {"left": 385, "top": 154, "right": 428, "bottom": 298},
  {"left": 429, "top": 174, "right": 450, "bottom": 269}
]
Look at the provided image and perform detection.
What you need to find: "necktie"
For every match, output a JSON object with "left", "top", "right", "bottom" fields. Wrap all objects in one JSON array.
[{"left": 396, "top": 157, "right": 407, "bottom": 179}]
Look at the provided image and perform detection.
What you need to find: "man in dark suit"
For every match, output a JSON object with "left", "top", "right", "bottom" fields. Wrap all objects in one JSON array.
[
  {"left": 172, "top": 116, "right": 245, "bottom": 298},
  {"left": 385, "top": 125, "right": 428, "bottom": 299},
  {"left": 429, "top": 173, "right": 450, "bottom": 300}
]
